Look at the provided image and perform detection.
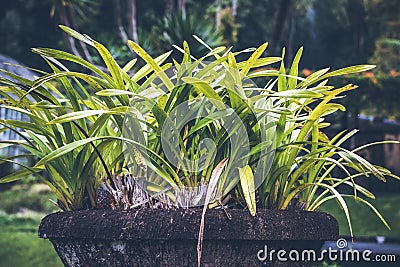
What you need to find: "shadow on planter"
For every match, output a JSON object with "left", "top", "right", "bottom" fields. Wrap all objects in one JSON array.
[{"left": 39, "top": 209, "right": 338, "bottom": 267}]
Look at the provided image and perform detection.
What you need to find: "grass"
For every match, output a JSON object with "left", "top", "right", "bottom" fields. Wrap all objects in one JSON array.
[
  {"left": 0, "top": 223, "right": 63, "bottom": 267},
  {"left": 0, "top": 183, "right": 63, "bottom": 267},
  {"left": 0, "top": 183, "right": 58, "bottom": 214},
  {"left": 318, "top": 194, "right": 400, "bottom": 238}
]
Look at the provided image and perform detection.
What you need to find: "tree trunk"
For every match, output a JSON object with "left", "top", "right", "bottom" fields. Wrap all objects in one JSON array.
[
  {"left": 59, "top": 3, "right": 81, "bottom": 58},
  {"left": 68, "top": 7, "right": 93, "bottom": 63},
  {"left": 166, "top": 0, "right": 174, "bottom": 16},
  {"left": 177, "top": 0, "right": 186, "bottom": 17},
  {"left": 232, "top": 0, "right": 238, "bottom": 18},
  {"left": 128, "top": 0, "right": 138, "bottom": 43},
  {"left": 287, "top": 11, "right": 296, "bottom": 63},
  {"left": 271, "top": 0, "right": 293, "bottom": 53},
  {"left": 113, "top": 0, "right": 129, "bottom": 43},
  {"left": 215, "top": 0, "right": 221, "bottom": 29}
]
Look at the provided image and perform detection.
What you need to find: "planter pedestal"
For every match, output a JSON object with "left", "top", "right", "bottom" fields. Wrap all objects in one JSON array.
[{"left": 39, "top": 209, "right": 338, "bottom": 266}]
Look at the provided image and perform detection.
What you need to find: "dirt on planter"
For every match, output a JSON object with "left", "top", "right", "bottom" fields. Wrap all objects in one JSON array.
[{"left": 39, "top": 208, "right": 338, "bottom": 266}]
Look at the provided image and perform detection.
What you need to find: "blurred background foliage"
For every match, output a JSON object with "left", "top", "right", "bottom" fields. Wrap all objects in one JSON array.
[
  {"left": 0, "top": 0, "right": 398, "bottom": 67},
  {"left": 0, "top": 0, "right": 399, "bottom": 119}
]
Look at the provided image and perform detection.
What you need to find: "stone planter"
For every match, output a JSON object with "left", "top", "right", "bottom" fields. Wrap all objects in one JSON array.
[{"left": 39, "top": 209, "right": 338, "bottom": 266}]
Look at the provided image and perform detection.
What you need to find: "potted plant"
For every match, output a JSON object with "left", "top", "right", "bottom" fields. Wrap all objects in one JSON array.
[{"left": 1, "top": 26, "right": 398, "bottom": 266}]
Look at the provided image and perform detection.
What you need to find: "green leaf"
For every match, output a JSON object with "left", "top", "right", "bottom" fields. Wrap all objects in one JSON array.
[
  {"left": 341, "top": 195, "right": 390, "bottom": 230},
  {"left": 122, "top": 59, "right": 137, "bottom": 73},
  {"left": 247, "top": 69, "right": 280, "bottom": 78},
  {"left": 48, "top": 110, "right": 118, "bottom": 124},
  {"left": 30, "top": 100, "right": 66, "bottom": 109},
  {"left": 185, "top": 109, "right": 232, "bottom": 138},
  {"left": 59, "top": 25, "right": 95, "bottom": 47},
  {"left": 34, "top": 137, "right": 100, "bottom": 167},
  {"left": 0, "top": 168, "right": 40, "bottom": 183},
  {"left": 289, "top": 84, "right": 358, "bottom": 166},
  {"left": 297, "top": 68, "right": 330, "bottom": 88},
  {"left": 239, "top": 165, "right": 256, "bottom": 216},
  {"left": 181, "top": 77, "right": 225, "bottom": 110},
  {"left": 128, "top": 40, "right": 174, "bottom": 90},
  {"left": 183, "top": 41, "right": 191, "bottom": 63},
  {"left": 131, "top": 51, "right": 172, "bottom": 83},
  {"left": 278, "top": 48, "right": 287, "bottom": 91},
  {"left": 273, "top": 89, "right": 323, "bottom": 98},
  {"left": 193, "top": 34, "right": 213, "bottom": 52},
  {"left": 228, "top": 52, "right": 238, "bottom": 69},
  {"left": 237, "top": 57, "right": 281, "bottom": 69},
  {"left": 1, "top": 120, "right": 51, "bottom": 137},
  {"left": 320, "top": 65, "right": 376, "bottom": 80},
  {"left": 30, "top": 72, "right": 108, "bottom": 96},
  {"left": 0, "top": 140, "right": 27, "bottom": 149},
  {"left": 32, "top": 48, "right": 114, "bottom": 85},
  {"left": 94, "top": 41, "right": 124, "bottom": 89},
  {"left": 96, "top": 89, "right": 135, "bottom": 97},
  {"left": 287, "top": 47, "right": 303, "bottom": 89},
  {"left": 240, "top": 42, "right": 268, "bottom": 76}
]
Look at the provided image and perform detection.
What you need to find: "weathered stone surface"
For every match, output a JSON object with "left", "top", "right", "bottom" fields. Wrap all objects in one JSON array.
[
  {"left": 39, "top": 209, "right": 338, "bottom": 241},
  {"left": 39, "top": 209, "right": 338, "bottom": 267}
]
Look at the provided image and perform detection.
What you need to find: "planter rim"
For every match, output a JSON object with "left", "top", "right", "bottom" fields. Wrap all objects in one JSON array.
[{"left": 39, "top": 208, "right": 338, "bottom": 241}]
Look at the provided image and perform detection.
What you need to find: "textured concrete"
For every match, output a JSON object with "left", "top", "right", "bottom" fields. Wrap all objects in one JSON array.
[{"left": 39, "top": 208, "right": 338, "bottom": 266}]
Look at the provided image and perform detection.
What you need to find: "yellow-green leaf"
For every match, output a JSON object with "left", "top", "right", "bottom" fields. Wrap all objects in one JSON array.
[
  {"left": 94, "top": 41, "right": 124, "bottom": 89},
  {"left": 128, "top": 40, "right": 174, "bottom": 91},
  {"left": 59, "top": 25, "right": 94, "bottom": 47},
  {"left": 240, "top": 42, "right": 268, "bottom": 77},
  {"left": 48, "top": 110, "right": 112, "bottom": 124},
  {"left": 181, "top": 77, "right": 225, "bottom": 110},
  {"left": 239, "top": 165, "right": 256, "bottom": 216}
]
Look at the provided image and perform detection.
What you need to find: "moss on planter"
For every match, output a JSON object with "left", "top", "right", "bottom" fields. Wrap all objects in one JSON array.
[{"left": 39, "top": 209, "right": 338, "bottom": 266}]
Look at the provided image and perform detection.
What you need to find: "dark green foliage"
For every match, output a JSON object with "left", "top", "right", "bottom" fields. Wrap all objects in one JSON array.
[
  {"left": 313, "top": 0, "right": 367, "bottom": 68},
  {"left": 149, "top": 12, "right": 223, "bottom": 59},
  {"left": 0, "top": 184, "right": 61, "bottom": 266},
  {"left": 219, "top": 7, "right": 239, "bottom": 46},
  {"left": 365, "top": 0, "right": 400, "bottom": 40},
  {"left": 332, "top": 74, "right": 400, "bottom": 120},
  {"left": 370, "top": 38, "right": 400, "bottom": 73},
  {"left": 319, "top": 194, "right": 400, "bottom": 237},
  {"left": 235, "top": 0, "right": 281, "bottom": 50},
  {"left": 0, "top": 0, "right": 397, "bottom": 72},
  {"left": 0, "top": 0, "right": 63, "bottom": 69},
  {"left": 0, "top": 230, "right": 63, "bottom": 267},
  {"left": 0, "top": 184, "right": 58, "bottom": 214}
]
